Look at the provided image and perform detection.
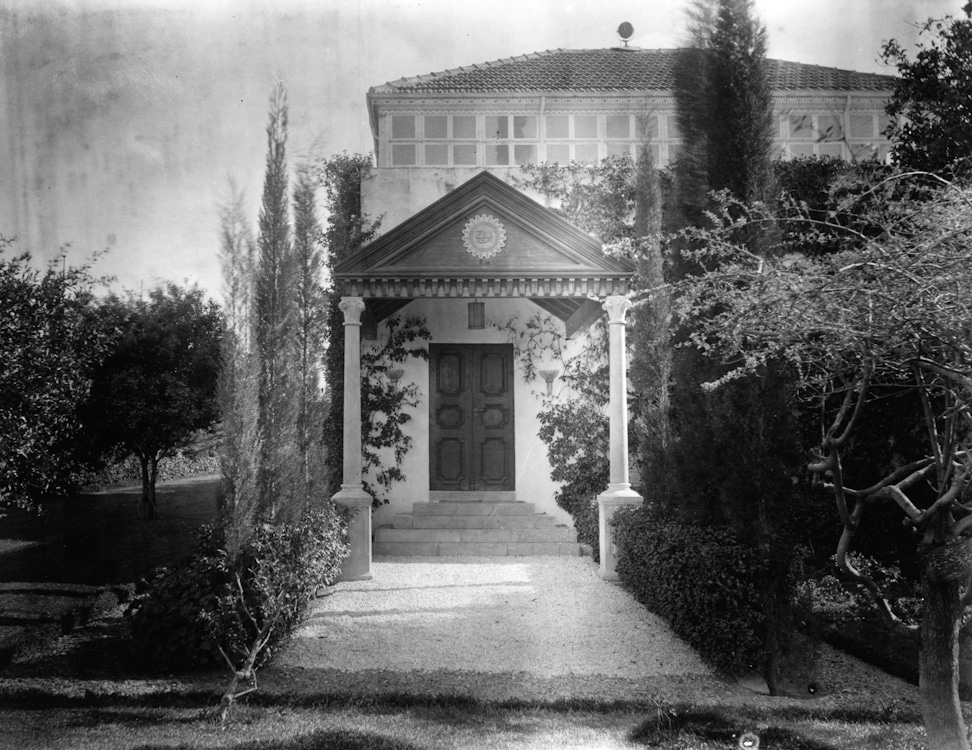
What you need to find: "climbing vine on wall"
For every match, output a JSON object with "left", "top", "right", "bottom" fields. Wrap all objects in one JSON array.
[
  {"left": 488, "top": 312, "right": 565, "bottom": 387},
  {"left": 495, "top": 311, "right": 612, "bottom": 558},
  {"left": 360, "top": 316, "right": 430, "bottom": 506}
]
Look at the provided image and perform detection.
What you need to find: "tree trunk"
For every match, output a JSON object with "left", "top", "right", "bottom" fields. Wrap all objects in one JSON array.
[
  {"left": 920, "top": 546, "right": 971, "bottom": 750},
  {"left": 137, "top": 454, "right": 157, "bottom": 520},
  {"left": 959, "top": 617, "right": 972, "bottom": 702}
]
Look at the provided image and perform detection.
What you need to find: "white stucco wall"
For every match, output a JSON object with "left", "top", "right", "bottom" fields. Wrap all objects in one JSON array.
[{"left": 365, "top": 296, "right": 589, "bottom": 531}]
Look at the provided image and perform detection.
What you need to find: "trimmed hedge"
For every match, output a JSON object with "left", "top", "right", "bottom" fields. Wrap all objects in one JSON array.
[{"left": 613, "top": 504, "right": 764, "bottom": 675}]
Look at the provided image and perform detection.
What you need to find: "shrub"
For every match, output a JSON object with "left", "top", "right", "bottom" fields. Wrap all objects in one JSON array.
[
  {"left": 538, "top": 398, "right": 609, "bottom": 562},
  {"left": 126, "top": 525, "right": 230, "bottom": 670},
  {"left": 127, "top": 502, "right": 348, "bottom": 672},
  {"left": 613, "top": 503, "right": 764, "bottom": 675}
]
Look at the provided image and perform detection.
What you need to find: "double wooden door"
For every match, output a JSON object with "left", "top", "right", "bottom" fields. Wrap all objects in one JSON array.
[{"left": 429, "top": 344, "right": 515, "bottom": 491}]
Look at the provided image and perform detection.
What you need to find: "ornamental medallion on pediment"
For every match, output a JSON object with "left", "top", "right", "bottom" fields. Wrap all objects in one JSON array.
[{"left": 462, "top": 214, "right": 506, "bottom": 260}]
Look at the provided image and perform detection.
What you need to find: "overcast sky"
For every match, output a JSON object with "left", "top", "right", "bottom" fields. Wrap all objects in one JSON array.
[{"left": 0, "top": 0, "right": 958, "bottom": 299}]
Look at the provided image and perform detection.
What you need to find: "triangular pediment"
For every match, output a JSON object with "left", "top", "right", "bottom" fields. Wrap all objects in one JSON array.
[{"left": 334, "top": 172, "right": 632, "bottom": 283}]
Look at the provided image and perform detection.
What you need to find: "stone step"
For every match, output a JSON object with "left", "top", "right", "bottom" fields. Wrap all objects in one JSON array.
[
  {"left": 429, "top": 491, "right": 516, "bottom": 503},
  {"left": 394, "top": 513, "right": 556, "bottom": 529},
  {"left": 412, "top": 501, "right": 535, "bottom": 516},
  {"left": 373, "top": 541, "right": 584, "bottom": 557},
  {"left": 375, "top": 526, "right": 576, "bottom": 544}
]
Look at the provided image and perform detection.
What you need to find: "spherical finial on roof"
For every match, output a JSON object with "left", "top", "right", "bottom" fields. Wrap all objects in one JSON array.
[{"left": 618, "top": 22, "right": 634, "bottom": 44}]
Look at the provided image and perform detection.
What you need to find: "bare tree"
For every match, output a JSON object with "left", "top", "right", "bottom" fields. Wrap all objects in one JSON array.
[{"left": 670, "top": 173, "right": 972, "bottom": 749}]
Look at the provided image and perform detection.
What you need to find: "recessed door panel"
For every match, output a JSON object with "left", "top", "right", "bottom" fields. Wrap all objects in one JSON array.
[
  {"left": 430, "top": 344, "right": 514, "bottom": 491},
  {"left": 436, "top": 438, "right": 465, "bottom": 483},
  {"left": 480, "top": 352, "right": 507, "bottom": 396},
  {"left": 479, "top": 437, "right": 509, "bottom": 486},
  {"left": 438, "top": 353, "right": 463, "bottom": 395}
]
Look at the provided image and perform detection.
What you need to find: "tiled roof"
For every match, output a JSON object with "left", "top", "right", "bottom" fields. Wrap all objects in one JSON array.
[{"left": 371, "top": 48, "right": 895, "bottom": 94}]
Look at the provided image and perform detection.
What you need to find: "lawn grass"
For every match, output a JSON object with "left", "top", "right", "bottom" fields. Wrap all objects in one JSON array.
[
  {"left": 0, "top": 702, "right": 931, "bottom": 750},
  {"left": 0, "top": 476, "right": 220, "bottom": 585}
]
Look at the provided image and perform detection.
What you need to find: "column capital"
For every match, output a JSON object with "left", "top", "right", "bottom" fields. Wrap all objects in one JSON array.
[
  {"left": 338, "top": 296, "right": 366, "bottom": 324},
  {"left": 602, "top": 295, "right": 632, "bottom": 325}
]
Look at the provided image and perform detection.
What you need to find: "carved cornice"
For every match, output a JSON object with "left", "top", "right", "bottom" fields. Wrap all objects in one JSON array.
[{"left": 340, "top": 276, "right": 631, "bottom": 299}]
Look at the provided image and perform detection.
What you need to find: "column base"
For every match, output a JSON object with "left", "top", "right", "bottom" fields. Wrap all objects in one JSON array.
[
  {"left": 597, "top": 487, "right": 643, "bottom": 582},
  {"left": 333, "top": 485, "right": 373, "bottom": 582}
]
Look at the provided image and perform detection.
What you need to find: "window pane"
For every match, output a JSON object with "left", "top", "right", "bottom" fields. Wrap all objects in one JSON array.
[
  {"left": 425, "top": 115, "right": 447, "bottom": 139},
  {"left": 789, "top": 115, "right": 813, "bottom": 139},
  {"left": 545, "top": 144, "right": 570, "bottom": 163},
  {"left": 818, "top": 142, "right": 843, "bottom": 158},
  {"left": 666, "top": 144, "right": 682, "bottom": 165},
  {"left": 636, "top": 114, "right": 657, "bottom": 140},
  {"left": 424, "top": 144, "right": 448, "bottom": 165},
  {"left": 665, "top": 115, "right": 681, "bottom": 140},
  {"left": 513, "top": 115, "right": 537, "bottom": 139},
  {"left": 392, "top": 115, "right": 415, "bottom": 139},
  {"left": 606, "top": 142, "right": 631, "bottom": 157},
  {"left": 486, "top": 144, "right": 509, "bottom": 165},
  {"left": 453, "top": 115, "right": 476, "bottom": 139},
  {"left": 574, "top": 115, "right": 597, "bottom": 138},
  {"left": 514, "top": 144, "right": 537, "bottom": 164},
  {"left": 454, "top": 143, "right": 477, "bottom": 165},
  {"left": 849, "top": 114, "right": 873, "bottom": 139},
  {"left": 391, "top": 144, "right": 416, "bottom": 165},
  {"left": 818, "top": 115, "right": 842, "bottom": 141},
  {"left": 574, "top": 143, "right": 599, "bottom": 162},
  {"left": 787, "top": 143, "right": 815, "bottom": 158},
  {"left": 546, "top": 115, "right": 569, "bottom": 138},
  {"left": 606, "top": 115, "right": 630, "bottom": 139},
  {"left": 485, "top": 115, "right": 508, "bottom": 140}
]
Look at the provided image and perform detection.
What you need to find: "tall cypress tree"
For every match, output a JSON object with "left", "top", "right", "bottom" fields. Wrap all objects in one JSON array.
[
  {"left": 292, "top": 163, "right": 326, "bottom": 507},
  {"left": 668, "top": 0, "right": 806, "bottom": 695},
  {"left": 254, "top": 83, "right": 298, "bottom": 523}
]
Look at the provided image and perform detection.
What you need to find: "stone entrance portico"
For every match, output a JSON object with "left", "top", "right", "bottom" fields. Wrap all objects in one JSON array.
[{"left": 332, "top": 171, "right": 641, "bottom": 581}]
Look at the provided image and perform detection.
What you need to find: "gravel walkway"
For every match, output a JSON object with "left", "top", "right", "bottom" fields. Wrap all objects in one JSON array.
[
  {"left": 277, "top": 557, "right": 711, "bottom": 679},
  {"left": 264, "top": 556, "right": 920, "bottom": 712},
  {"left": 0, "top": 555, "right": 921, "bottom": 715}
]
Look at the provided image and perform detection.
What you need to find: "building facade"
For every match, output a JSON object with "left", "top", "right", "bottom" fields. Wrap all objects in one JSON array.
[{"left": 331, "top": 46, "right": 894, "bottom": 580}]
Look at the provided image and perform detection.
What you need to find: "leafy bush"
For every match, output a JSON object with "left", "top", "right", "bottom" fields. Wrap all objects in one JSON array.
[
  {"left": 613, "top": 503, "right": 764, "bottom": 675},
  {"left": 127, "top": 502, "right": 348, "bottom": 672},
  {"left": 799, "top": 555, "right": 922, "bottom": 628},
  {"left": 126, "top": 525, "right": 230, "bottom": 669}
]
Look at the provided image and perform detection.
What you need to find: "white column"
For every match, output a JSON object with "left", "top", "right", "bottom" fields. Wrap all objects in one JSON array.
[
  {"left": 332, "top": 296, "right": 373, "bottom": 581},
  {"left": 597, "top": 295, "right": 643, "bottom": 581}
]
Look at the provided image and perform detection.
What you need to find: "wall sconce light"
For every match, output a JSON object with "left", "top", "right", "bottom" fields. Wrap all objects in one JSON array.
[
  {"left": 385, "top": 368, "right": 405, "bottom": 389},
  {"left": 538, "top": 369, "right": 559, "bottom": 396},
  {"left": 468, "top": 301, "right": 485, "bottom": 329}
]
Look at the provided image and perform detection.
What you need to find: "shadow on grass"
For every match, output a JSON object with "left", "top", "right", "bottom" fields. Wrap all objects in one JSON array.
[
  {"left": 0, "top": 477, "right": 220, "bottom": 585},
  {"left": 132, "top": 728, "right": 427, "bottom": 750},
  {"left": 629, "top": 708, "right": 838, "bottom": 750}
]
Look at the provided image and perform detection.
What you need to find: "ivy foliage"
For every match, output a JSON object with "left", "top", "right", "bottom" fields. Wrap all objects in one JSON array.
[
  {"left": 514, "top": 149, "right": 663, "bottom": 556},
  {"left": 361, "top": 316, "right": 430, "bottom": 505},
  {"left": 498, "top": 311, "right": 610, "bottom": 558},
  {"left": 514, "top": 154, "right": 640, "bottom": 243},
  {"left": 319, "top": 153, "right": 381, "bottom": 499}
]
